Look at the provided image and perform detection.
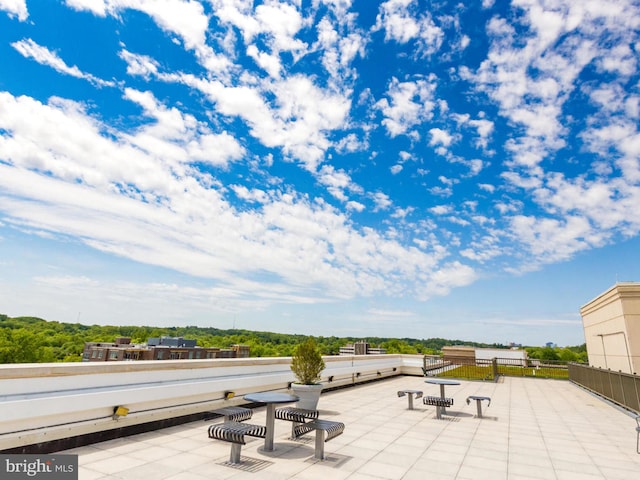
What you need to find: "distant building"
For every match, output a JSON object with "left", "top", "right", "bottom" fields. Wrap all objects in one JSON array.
[
  {"left": 148, "top": 337, "right": 196, "bottom": 348},
  {"left": 442, "top": 346, "right": 528, "bottom": 366},
  {"left": 339, "top": 341, "right": 386, "bottom": 355},
  {"left": 441, "top": 346, "right": 475, "bottom": 363},
  {"left": 82, "top": 336, "right": 250, "bottom": 362},
  {"left": 580, "top": 282, "right": 640, "bottom": 374},
  {"left": 475, "top": 347, "right": 528, "bottom": 366}
]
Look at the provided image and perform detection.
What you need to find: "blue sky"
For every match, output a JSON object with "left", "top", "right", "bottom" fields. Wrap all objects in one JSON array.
[{"left": 1, "top": 0, "right": 639, "bottom": 347}]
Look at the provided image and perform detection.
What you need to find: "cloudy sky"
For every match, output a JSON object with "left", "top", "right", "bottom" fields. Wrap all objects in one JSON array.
[{"left": 0, "top": 0, "right": 639, "bottom": 347}]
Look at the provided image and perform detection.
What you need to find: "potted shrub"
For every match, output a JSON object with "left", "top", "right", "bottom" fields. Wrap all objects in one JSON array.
[{"left": 290, "top": 337, "right": 326, "bottom": 409}]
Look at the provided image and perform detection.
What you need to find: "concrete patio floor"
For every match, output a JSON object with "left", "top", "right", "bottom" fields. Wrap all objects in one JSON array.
[{"left": 63, "top": 375, "right": 640, "bottom": 479}]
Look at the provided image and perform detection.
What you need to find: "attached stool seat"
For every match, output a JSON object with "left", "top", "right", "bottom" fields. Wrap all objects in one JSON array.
[{"left": 466, "top": 396, "right": 491, "bottom": 419}]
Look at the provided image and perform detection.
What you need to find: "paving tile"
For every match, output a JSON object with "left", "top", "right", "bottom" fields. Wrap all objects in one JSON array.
[
  {"left": 114, "top": 460, "right": 183, "bottom": 479},
  {"left": 81, "top": 454, "right": 148, "bottom": 475},
  {"left": 75, "top": 467, "right": 108, "bottom": 480},
  {"left": 126, "top": 444, "right": 180, "bottom": 462},
  {"left": 355, "top": 460, "right": 408, "bottom": 479},
  {"left": 457, "top": 463, "right": 507, "bottom": 479}
]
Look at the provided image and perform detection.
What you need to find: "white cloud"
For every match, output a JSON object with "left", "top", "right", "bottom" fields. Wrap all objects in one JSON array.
[
  {"left": 317, "top": 165, "right": 354, "bottom": 201},
  {"left": 346, "top": 200, "right": 365, "bottom": 212},
  {"left": 509, "top": 214, "right": 598, "bottom": 264},
  {"left": 429, "top": 128, "right": 454, "bottom": 147},
  {"left": 469, "top": 118, "right": 494, "bottom": 148},
  {"left": 452, "top": 113, "right": 494, "bottom": 149},
  {"left": 108, "top": 4, "right": 357, "bottom": 181},
  {"left": 71, "top": 0, "right": 231, "bottom": 74},
  {"left": 398, "top": 151, "right": 412, "bottom": 162},
  {"left": 246, "top": 44, "right": 282, "bottom": 78},
  {"left": 429, "top": 186, "right": 452, "bottom": 197},
  {"left": 119, "top": 49, "right": 159, "bottom": 78},
  {"left": 314, "top": 15, "right": 366, "bottom": 84},
  {"left": 460, "top": 242, "right": 502, "bottom": 262},
  {"left": 478, "top": 183, "right": 495, "bottom": 193},
  {"left": 429, "top": 205, "right": 451, "bottom": 215},
  {"left": 587, "top": 84, "right": 627, "bottom": 113},
  {"left": 466, "top": 0, "right": 640, "bottom": 175},
  {"left": 0, "top": 0, "right": 27, "bottom": 20},
  {"left": 390, "top": 164, "right": 403, "bottom": 175},
  {"left": 367, "top": 308, "right": 414, "bottom": 317},
  {"left": 12, "top": 38, "right": 115, "bottom": 87},
  {"left": 230, "top": 185, "right": 270, "bottom": 204},
  {"left": 467, "top": 159, "right": 484, "bottom": 176},
  {"left": 183, "top": 74, "right": 351, "bottom": 172},
  {"left": 453, "top": 0, "right": 640, "bottom": 273},
  {"left": 211, "top": 0, "right": 310, "bottom": 75},
  {"left": 65, "top": 0, "right": 106, "bottom": 16},
  {"left": 626, "top": 96, "right": 640, "bottom": 118},
  {"left": 269, "top": 75, "right": 351, "bottom": 169},
  {"left": 29, "top": 273, "right": 304, "bottom": 318},
  {"left": 334, "top": 133, "right": 367, "bottom": 153},
  {"left": 34, "top": 275, "right": 100, "bottom": 288},
  {"left": 533, "top": 171, "right": 640, "bottom": 238},
  {"left": 372, "top": 192, "right": 392, "bottom": 211},
  {"left": 0, "top": 91, "right": 469, "bottom": 303},
  {"left": 208, "top": 0, "right": 261, "bottom": 42},
  {"left": 122, "top": 88, "right": 245, "bottom": 167},
  {"left": 391, "top": 206, "right": 414, "bottom": 219},
  {"left": 254, "top": 1, "right": 307, "bottom": 55},
  {"left": 376, "top": 76, "right": 437, "bottom": 137},
  {"left": 0, "top": 90, "right": 243, "bottom": 207},
  {"left": 374, "top": 0, "right": 444, "bottom": 56},
  {"left": 439, "top": 176, "right": 456, "bottom": 187},
  {"left": 418, "top": 261, "right": 477, "bottom": 299},
  {"left": 584, "top": 121, "right": 640, "bottom": 183},
  {"left": 374, "top": 0, "right": 420, "bottom": 44},
  {"left": 495, "top": 200, "right": 521, "bottom": 215}
]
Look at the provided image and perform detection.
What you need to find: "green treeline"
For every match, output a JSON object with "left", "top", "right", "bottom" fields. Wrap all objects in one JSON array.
[
  {"left": 0, "top": 314, "right": 587, "bottom": 363},
  {"left": 525, "top": 344, "right": 587, "bottom": 363}
]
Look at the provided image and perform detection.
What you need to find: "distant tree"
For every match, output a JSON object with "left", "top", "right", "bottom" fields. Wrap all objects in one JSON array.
[
  {"left": 1, "top": 313, "right": 573, "bottom": 364},
  {"left": 0, "top": 329, "right": 55, "bottom": 363},
  {"left": 381, "top": 339, "right": 419, "bottom": 354},
  {"left": 557, "top": 348, "right": 579, "bottom": 362},
  {"left": 526, "top": 344, "right": 587, "bottom": 363},
  {"left": 537, "top": 346, "right": 561, "bottom": 361}
]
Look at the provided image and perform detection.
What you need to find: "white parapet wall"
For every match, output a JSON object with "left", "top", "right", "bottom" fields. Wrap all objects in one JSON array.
[{"left": 0, "top": 354, "right": 420, "bottom": 451}]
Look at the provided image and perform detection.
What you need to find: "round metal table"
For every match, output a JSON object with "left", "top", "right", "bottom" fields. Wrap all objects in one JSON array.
[
  {"left": 424, "top": 378, "right": 460, "bottom": 397},
  {"left": 424, "top": 378, "right": 460, "bottom": 413},
  {"left": 243, "top": 392, "right": 299, "bottom": 451}
]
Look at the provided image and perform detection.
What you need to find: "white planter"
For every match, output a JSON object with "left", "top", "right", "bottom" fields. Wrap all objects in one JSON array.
[{"left": 291, "top": 383, "right": 323, "bottom": 410}]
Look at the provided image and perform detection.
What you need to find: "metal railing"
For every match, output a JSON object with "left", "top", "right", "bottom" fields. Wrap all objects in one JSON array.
[
  {"left": 568, "top": 363, "right": 640, "bottom": 414},
  {"left": 427, "top": 357, "right": 570, "bottom": 381}
]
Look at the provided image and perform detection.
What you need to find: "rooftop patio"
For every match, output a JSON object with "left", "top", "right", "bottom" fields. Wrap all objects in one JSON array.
[{"left": 62, "top": 375, "right": 640, "bottom": 480}]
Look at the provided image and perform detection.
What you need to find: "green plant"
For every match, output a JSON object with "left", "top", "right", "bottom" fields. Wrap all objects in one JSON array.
[{"left": 290, "top": 338, "right": 325, "bottom": 385}]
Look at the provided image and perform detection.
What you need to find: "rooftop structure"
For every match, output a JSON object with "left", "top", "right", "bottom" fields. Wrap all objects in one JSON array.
[
  {"left": 60, "top": 375, "right": 640, "bottom": 479},
  {"left": 82, "top": 336, "right": 250, "bottom": 362},
  {"left": 339, "top": 341, "right": 386, "bottom": 355},
  {"left": 581, "top": 282, "right": 640, "bottom": 375},
  {"left": 443, "top": 346, "right": 528, "bottom": 366}
]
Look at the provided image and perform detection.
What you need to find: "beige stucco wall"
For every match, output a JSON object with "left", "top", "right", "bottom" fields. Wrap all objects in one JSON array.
[
  {"left": 621, "top": 286, "right": 640, "bottom": 375},
  {"left": 580, "top": 283, "right": 640, "bottom": 374}
]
